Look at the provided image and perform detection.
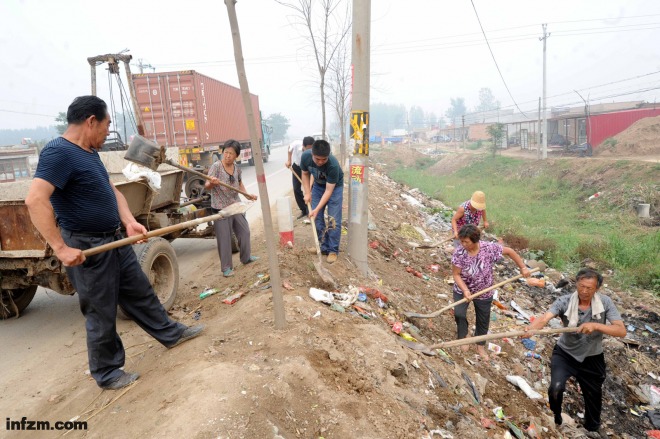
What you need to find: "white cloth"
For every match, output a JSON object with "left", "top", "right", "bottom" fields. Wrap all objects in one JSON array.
[
  {"left": 122, "top": 163, "right": 162, "bottom": 190},
  {"left": 289, "top": 140, "right": 303, "bottom": 166},
  {"left": 566, "top": 291, "right": 605, "bottom": 327}
]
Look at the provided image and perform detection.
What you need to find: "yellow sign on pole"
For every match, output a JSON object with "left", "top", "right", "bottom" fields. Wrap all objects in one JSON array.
[{"left": 350, "top": 111, "right": 369, "bottom": 156}]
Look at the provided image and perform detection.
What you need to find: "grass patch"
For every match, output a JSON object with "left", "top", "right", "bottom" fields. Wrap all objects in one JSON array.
[{"left": 390, "top": 156, "right": 660, "bottom": 292}]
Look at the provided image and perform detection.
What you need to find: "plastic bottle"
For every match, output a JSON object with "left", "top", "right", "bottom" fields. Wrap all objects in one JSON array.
[{"left": 525, "top": 351, "right": 541, "bottom": 360}]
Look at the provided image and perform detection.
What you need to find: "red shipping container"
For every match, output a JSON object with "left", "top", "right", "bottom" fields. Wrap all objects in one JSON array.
[{"left": 132, "top": 70, "right": 263, "bottom": 164}]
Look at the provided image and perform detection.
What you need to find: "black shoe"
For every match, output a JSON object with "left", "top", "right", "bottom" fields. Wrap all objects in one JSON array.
[
  {"left": 297, "top": 212, "right": 308, "bottom": 219},
  {"left": 169, "top": 325, "right": 204, "bottom": 348},
  {"left": 101, "top": 371, "right": 140, "bottom": 390},
  {"left": 321, "top": 251, "right": 329, "bottom": 256},
  {"left": 554, "top": 413, "right": 562, "bottom": 426}
]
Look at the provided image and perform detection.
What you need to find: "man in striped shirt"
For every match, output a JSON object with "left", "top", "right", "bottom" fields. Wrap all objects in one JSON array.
[{"left": 26, "top": 96, "right": 203, "bottom": 390}]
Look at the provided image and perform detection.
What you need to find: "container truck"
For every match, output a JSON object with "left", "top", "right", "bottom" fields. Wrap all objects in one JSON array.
[{"left": 132, "top": 70, "right": 271, "bottom": 197}]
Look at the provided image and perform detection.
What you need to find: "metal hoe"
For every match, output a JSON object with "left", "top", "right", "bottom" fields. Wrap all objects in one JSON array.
[
  {"left": 403, "top": 267, "right": 541, "bottom": 319},
  {"left": 124, "top": 135, "right": 252, "bottom": 198}
]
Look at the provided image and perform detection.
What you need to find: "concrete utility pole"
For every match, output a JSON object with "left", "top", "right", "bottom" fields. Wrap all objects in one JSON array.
[
  {"left": 137, "top": 59, "right": 155, "bottom": 74},
  {"left": 225, "top": 0, "right": 286, "bottom": 329},
  {"left": 462, "top": 114, "right": 466, "bottom": 149},
  {"left": 347, "top": 0, "right": 371, "bottom": 276},
  {"left": 537, "top": 97, "right": 541, "bottom": 156},
  {"left": 540, "top": 23, "right": 550, "bottom": 159}
]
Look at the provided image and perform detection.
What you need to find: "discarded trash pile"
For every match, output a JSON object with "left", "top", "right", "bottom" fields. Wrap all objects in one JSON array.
[{"left": 167, "top": 164, "right": 659, "bottom": 438}]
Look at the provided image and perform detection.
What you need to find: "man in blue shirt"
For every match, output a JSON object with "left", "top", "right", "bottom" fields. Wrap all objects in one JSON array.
[
  {"left": 300, "top": 139, "right": 343, "bottom": 263},
  {"left": 26, "top": 96, "right": 203, "bottom": 390}
]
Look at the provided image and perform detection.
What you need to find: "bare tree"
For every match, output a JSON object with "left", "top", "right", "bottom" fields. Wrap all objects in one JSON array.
[
  {"left": 276, "top": 0, "right": 351, "bottom": 139},
  {"left": 326, "top": 31, "right": 351, "bottom": 165}
]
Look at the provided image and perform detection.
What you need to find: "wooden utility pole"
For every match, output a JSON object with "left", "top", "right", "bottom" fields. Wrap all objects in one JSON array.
[
  {"left": 347, "top": 0, "right": 371, "bottom": 276},
  {"left": 224, "top": 0, "right": 286, "bottom": 329}
]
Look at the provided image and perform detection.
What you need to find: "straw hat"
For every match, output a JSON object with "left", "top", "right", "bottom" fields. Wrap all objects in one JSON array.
[{"left": 470, "top": 191, "right": 486, "bottom": 210}]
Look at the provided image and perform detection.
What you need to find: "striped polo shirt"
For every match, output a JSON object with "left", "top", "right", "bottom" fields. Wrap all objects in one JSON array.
[{"left": 34, "top": 137, "right": 120, "bottom": 232}]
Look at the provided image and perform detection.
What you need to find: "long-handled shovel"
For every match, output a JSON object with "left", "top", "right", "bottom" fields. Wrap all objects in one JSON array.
[
  {"left": 124, "top": 135, "right": 253, "bottom": 199},
  {"left": 288, "top": 167, "right": 337, "bottom": 287},
  {"left": 403, "top": 267, "right": 540, "bottom": 319},
  {"left": 82, "top": 202, "right": 252, "bottom": 257},
  {"left": 400, "top": 327, "right": 576, "bottom": 353},
  {"left": 428, "top": 327, "right": 575, "bottom": 350}
]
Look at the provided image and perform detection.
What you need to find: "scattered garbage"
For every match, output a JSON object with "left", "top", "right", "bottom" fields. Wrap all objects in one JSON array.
[
  {"left": 493, "top": 406, "right": 506, "bottom": 421},
  {"left": 200, "top": 287, "right": 225, "bottom": 299},
  {"left": 524, "top": 352, "right": 542, "bottom": 360},
  {"left": 487, "top": 343, "right": 502, "bottom": 355},
  {"left": 525, "top": 277, "right": 546, "bottom": 288},
  {"left": 357, "top": 292, "right": 368, "bottom": 302},
  {"left": 504, "top": 420, "right": 525, "bottom": 439},
  {"left": 406, "top": 266, "right": 429, "bottom": 280},
  {"left": 392, "top": 322, "right": 403, "bottom": 334},
  {"left": 330, "top": 303, "right": 345, "bottom": 313},
  {"left": 309, "top": 287, "right": 334, "bottom": 304},
  {"left": 506, "top": 375, "right": 542, "bottom": 399},
  {"left": 510, "top": 300, "right": 532, "bottom": 321},
  {"left": 521, "top": 338, "right": 537, "bottom": 350},
  {"left": 223, "top": 291, "right": 246, "bottom": 305},
  {"left": 586, "top": 191, "right": 603, "bottom": 201},
  {"left": 312, "top": 310, "right": 321, "bottom": 318}
]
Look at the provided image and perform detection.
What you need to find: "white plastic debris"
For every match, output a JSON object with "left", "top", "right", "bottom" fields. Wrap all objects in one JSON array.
[
  {"left": 506, "top": 375, "right": 542, "bottom": 399},
  {"left": 122, "top": 163, "right": 162, "bottom": 190},
  {"left": 309, "top": 288, "right": 334, "bottom": 304}
]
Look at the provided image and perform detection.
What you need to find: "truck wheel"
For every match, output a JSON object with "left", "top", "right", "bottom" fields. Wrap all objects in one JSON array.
[
  {"left": 185, "top": 177, "right": 206, "bottom": 199},
  {"left": 0, "top": 286, "right": 38, "bottom": 319},
  {"left": 263, "top": 147, "right": 270, "bottom": 163},
  {"left": 248, "top": 157, "right": 255, "bottom": 166},
  {"left": 118, "top": 238, "right": 179, "bottom": 320}
]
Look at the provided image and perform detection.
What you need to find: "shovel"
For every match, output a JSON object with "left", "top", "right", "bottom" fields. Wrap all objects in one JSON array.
[
  {"left": 400, "top": 327, "right": 576, "bottom": 353},
  {"left": 82, "top": 202, "right": 252, "bottom": 257},
  {"left": 124, "top": 135, "right": 252, "bottom": 198},
  {"left": 288, "top": 166, "right": 337, "bottom": 287},
  {"left": 403, "top": 267, "right": 540, "bottom": 319}
]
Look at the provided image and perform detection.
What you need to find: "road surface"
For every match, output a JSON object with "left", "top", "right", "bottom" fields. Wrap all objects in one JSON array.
[{"left": 0, "top": 146, "right": 293, "bottom": 392}]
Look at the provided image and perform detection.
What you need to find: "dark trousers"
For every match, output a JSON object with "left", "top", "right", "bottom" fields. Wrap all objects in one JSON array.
[
  {"left": 291, "top": 163, "right": 307, "bottom": 215},
  {"left": 62, "top": 230, "right": 185, "bottom": 387},
  {"left": 453, "top": 291, "right": 492, "bottom": 345},
  {"left": 311, "top": 183, "right": 343, "bottom": 254},
  {"left": 549, "top": 345, "right": 606, "bottom": 432},
  {"left": 213, "top": 213, "right": 251, "bottom": 271}
]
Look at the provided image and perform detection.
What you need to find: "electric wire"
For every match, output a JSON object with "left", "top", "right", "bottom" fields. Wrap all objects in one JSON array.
[{"left": 470, "top": 0, "right": 529, "bottom": 118}]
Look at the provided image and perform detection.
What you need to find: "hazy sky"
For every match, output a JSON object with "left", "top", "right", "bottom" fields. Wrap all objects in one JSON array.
[{"left": 2, "top": 0, "right": 660, "bottom": 139}]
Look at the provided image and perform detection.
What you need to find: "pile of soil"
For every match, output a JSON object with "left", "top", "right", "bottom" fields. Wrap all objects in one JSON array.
[{"left": 597, "top": 115, "right": 660, "bottom": 156}]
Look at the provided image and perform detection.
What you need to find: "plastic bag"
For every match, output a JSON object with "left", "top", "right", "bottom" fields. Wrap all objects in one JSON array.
[{"left": 506, "top": 375, "right": 542, "bottom": 399}]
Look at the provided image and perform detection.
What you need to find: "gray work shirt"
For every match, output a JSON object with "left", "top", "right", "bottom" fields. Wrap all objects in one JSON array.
[{"left": 549, "top": 293, "right": 622, "bottom": 362}]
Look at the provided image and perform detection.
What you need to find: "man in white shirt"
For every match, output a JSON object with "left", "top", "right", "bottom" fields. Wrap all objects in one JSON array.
[{"left": 285, "top": 136, "right": 314, "bottom": 219}]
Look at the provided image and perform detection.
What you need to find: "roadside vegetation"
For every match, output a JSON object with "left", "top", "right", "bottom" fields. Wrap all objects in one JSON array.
[{"left": 390, "top": 155, "right": 659, "bottom": 293}]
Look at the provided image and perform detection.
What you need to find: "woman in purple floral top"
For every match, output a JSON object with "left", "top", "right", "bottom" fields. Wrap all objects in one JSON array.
[
  {"left": 205, "top": 140, "right": 258, "bottom": 277},
  {"left": 451, "top": 191, "right": 489, "bottom": 239},
  {"left": 452, "top": 224, "right": 530, "bottom": 360}
]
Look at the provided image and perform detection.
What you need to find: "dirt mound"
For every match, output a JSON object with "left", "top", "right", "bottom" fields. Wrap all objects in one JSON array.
[
  {"left": 596, "top": 115, "right": 660, "bottom": 156},
  {"left": 428, "top": 154, "right": 484, "bottom": 176}
]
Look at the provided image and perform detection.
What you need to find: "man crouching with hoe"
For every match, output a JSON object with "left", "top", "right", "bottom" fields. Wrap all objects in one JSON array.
[
  {"left": 524, "top": 268, "right": 626, "bottom": 437},
  {"left": 26, "top": 96, "right": 203, "bottom": 390}
]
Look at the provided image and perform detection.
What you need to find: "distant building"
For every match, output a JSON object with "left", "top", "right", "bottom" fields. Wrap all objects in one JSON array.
[{"left": 0, "top": 146, "right": 37, "bottom": 183}]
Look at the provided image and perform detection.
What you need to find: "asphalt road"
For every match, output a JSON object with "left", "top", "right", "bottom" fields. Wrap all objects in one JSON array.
[{"left": 0, "top": 146, "right": 293, "bottom": 375}]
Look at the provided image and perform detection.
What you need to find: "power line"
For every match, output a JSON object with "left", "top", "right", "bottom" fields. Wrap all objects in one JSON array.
[
  {"left": 470, "top": 0, "right": 529, "bottom": 118},
  {"left": 0, "top": 109, "right": 57, "bottom": 118}
]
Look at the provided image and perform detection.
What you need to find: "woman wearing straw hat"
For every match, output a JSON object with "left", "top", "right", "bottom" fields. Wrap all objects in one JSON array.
[{"left": 451, "top": 191, "right": 489, "bottom": 243}]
